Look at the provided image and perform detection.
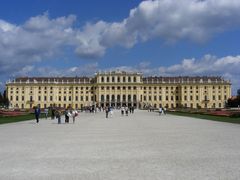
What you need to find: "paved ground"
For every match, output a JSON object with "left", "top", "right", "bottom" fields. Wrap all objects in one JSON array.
[{"left": 0, "top": 110, "right": 240, "bottom": 180}]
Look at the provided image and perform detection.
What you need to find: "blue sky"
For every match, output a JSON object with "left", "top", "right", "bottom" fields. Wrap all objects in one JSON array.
[{"left": 0, "top": 0, "right": 240, "bottom": 94}]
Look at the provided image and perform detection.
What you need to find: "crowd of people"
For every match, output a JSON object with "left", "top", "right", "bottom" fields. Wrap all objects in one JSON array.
[{"left": 34, "top": 104, "right": 167, "bottom": 124}]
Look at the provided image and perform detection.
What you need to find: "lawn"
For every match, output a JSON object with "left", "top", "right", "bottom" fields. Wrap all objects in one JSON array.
[
  {"left": 168, "top": 111, "right": 240, "bottom": 124},
  {"left": 0, "top": 114, "right": 36, "bottom": 125}
]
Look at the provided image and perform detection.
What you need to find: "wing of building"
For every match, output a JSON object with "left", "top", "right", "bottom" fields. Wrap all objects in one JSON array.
[{"left": 6, "top": 71, "right": 231, "bottom": 109}]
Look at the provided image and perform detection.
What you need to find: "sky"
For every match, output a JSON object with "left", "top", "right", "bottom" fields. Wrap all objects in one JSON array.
[{"left": 0, "top": 0, "right": 240, "bottom": 94}]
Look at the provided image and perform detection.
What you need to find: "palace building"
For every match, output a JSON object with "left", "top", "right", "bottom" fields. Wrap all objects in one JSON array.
[{"left": 6, "top": 71, "right": 231, "bottom": 109}]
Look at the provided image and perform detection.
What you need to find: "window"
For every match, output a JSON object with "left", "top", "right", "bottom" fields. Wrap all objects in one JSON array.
[
  {"left": 101, "top": 77, "right": 104, "bottom": 82},
  {"left": 101, "top": 95, "right": 104, "bottom": 101},
  {"left": 218, "top": 95, "right": 221, "bottom": 100},
  {"left": 86, "top": 96, "right": 89, "bottom": 101},
  {"left": 117, "top": 95, "right": 120, "bottom": 101},
  {"left": 101, "top": 86, "right": 104, "bottom": 90},
  {"left": 59, "top": 96, "right": 61, "bottom": 101},
  {"left": 38, "top": 96, "right": 41, "bottom": 101},
  {"left": 205, "top": 96, "right": 208, "bottom": 101},
  {"left": 128, "top": 95, "right": 131, "bottom": 101},
  {"left": 117, "top": 77, "right": 120, "bottom": 82},
  {"left": 64, "top": 96, "right": 66, "bottom": 101},
  {"left": 81, "top": 96, "right": 83, "bottom": 101},
  {"left": 133, "top": 86, "right": 137, "bottom": 90},
  {"left": 190, "top": 96, "right": 193, "bottom": 100},
  {"left": 123, "top": 77, "right": 126, "bottom": 82},
  {"left": 133, "top": 77, "right": 136, "bottom": 82},
  {"left": 144, "top": 96, "right": 146, "bottom": 101},
  {"left": 184, "top": 96, "right": 187, "bottom": 101},
  {"left": 128, "top": 76, "right": 131, "bottom": 82},
  {"left": 107, "top": 77, "right": 110, "bottom": 82},
  {"left": 149, "top": 96, "right": 152, "bottom": 101},
  {"left": 44, "top": 96, "right": 47, "bottom": 101},
  {"left": 133, "top": 95, "right": 137, "bottom": 101},
  {"left": 159, "top": 96, "right": 162, "bottom": 101},
  {"left": 16, "top": 96, "right": 18, "bottom": 101},
  {"left": 176, "top": 96, "right": 179, "bottom": 101},
  {"left": 75, "top": 96, "right": 78, "bottom": 101},
  {"left": 50, "top": 96, "right": 53, "bottom": 101},
  {"left": 112, "top": 77, "right": 115, "bottom": 82},
  {"left": 30, "top": 96, "right": 33, "bottom": 102},
  {"left": 166, "top": 96, "right": 169, "bottom": 101},
  {"left": 213, "top": 95, "right": 215, "bottom": 100},
  {"left": 171, "top": 96, "right": 174, "bottom": 101},
  {"left": 154, "top": 96, "right": 157, "bottom": 101},
  {"left": 196, "top": 96, "right": 199, "bottom": 101},
  {"left": 22, "top": 96, "right": 24, "bottom": 101},
  {"left": 123, "top": 95, "right": 126, "bottom": 101}
]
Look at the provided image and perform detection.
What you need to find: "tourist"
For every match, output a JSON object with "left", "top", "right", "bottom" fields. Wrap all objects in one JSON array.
[
  {"left": 105, "top": 106, "right": 109, "bottom": 118},
  {"left": 132, "top": 106, "right": 135, "bottom": 114},
  {"left": 121, "top": 106, "right": 125, "bottom": 116},
  {"left": 125, "top": 106, "right": 129, "bottom": 116},
  {"left": 164, "top": 107, "right": 167, "bottom": 115},
  {"left": 72, "top": 109, "right": 78, "bottom": 123},
  {"left": 56, "top": 110, "right": 61, "bottom": 124},
  {"left": 159, "top": 107, "right": 162, "bottom": 115},
  {"left": 44, "top": 108, "right": 48, "bottom": 119},
  {"left": 65, "top": 109, "right": 70, "bottom": 123},
  {"left": 51, "top": 107, "right": 55, "bottom": 120},
  {"left": 110, "top": 107, "right": 113, "bottom": 118},
  {"left": 34, "top": 105, "right": 41, "bottom": 123}
]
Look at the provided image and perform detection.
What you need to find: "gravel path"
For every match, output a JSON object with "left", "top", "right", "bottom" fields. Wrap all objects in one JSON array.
[{"left": 0, "top": 110, "right": 240, "bottom": 180}]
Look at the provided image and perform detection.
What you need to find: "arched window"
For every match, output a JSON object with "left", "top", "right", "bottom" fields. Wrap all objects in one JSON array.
[
  {"left": 107, "top": 77, "right": 110, "bottom": 82},
  {"left": 117, "top": 77, "right": 120, "bottom": 82},
  {"left": 133, "top": 95, "right": 137, "bottom": 101},
  {"left": 106, "top": 95, "right": 110, "bottom": 101},
  {"left": 133, "top": 76, "right": 136, "bottom": 82},
  {"left": 117, "top": 95, "right": 120, "bottom": 101},
  {"left": 128, "top": 76, "right": 131, "bottom": 82},
  {"left": 111, "top": 95, "right": 115, "bottom": 102},
  {"left": 112, "top": 77, "right": 115, "bottom": 82},
  {"left": 122, "top": 95, "right": 126, "bottom": 101},
  {"left": 128, "top": 95, "right": 131, "bottom": 101},
  {"left": 101, "top": 77, "right": 104, "bottom": 82}
]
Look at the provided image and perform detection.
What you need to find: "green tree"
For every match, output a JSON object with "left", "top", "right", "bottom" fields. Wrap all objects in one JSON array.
[{"left": 0, "top": 92, "right": 3, "bottom": 106}]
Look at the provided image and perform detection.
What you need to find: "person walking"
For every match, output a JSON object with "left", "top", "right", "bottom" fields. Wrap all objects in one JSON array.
[
  {"left": 105, "top": 106, "right": 109, "bottom": 118},
  {"left": 56, "top": 110, "right": 61, "bottom": 124},
  {"left": 34, "top": 105, "right": 41, "bottom": 123},
  {"left": 125, "top": 106, "right": 129, "bottom": 116},
  {"left": 51, "top": 108, "right": 55, "bottom": 120},
  {"left": 159, "top": 107, "right": 162, "bottom": 116},
  {"left": 164, "top": 107, "right": 167, "bottom": 115},
  {"left": 72, "top": 109, "right": 78, "bottom": 123},
  {"left": 121, "top": 106, "right": 125, "bottom": 116},
  {"left": 44, "top": 108, "right": 48, "bottom": 119},
  {"left": 65, "top": 109, "right": 70, "bottom": 123}
]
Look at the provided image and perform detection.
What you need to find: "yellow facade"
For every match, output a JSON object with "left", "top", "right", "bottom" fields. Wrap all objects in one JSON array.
[{"left": 6, "top": 71, "right": 231, "bottom": 109}]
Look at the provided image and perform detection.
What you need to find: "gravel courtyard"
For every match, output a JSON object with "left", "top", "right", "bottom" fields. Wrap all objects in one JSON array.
[{"left": 0, "top": 110, "right": 240, "bottom": 180}]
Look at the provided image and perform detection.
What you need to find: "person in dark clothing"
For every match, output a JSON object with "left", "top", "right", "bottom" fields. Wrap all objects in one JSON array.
[
  {"left": 51, "top": 108, "right": 55, "bottom": 120},
  {"left": 106, "top": 106, "right": 109, "bottom": 118},
  {"left": 34, "top": 105, "right": 41, "bottom": 123},
  {"left": 65, "top": 109, "right": 70, "bottom": 123},
  {"left": 56, "top": 110, "right": 61, "bottom": 124}
]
